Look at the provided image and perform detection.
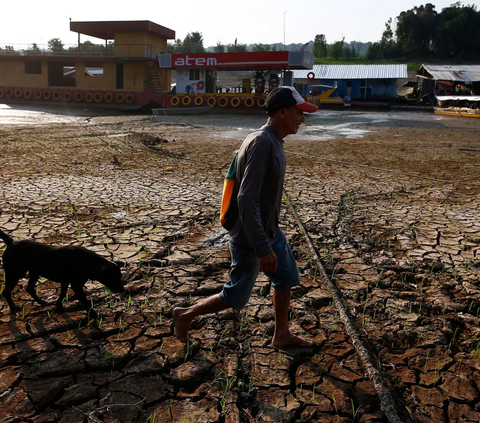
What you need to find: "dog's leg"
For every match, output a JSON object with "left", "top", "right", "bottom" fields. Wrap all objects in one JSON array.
[
  {"left": 26, "top": 273, "right": 47, "bottom": 306},
  {"left": 3, "top": 271, "right": 22, "bottom": 313},
  {"left": 71, "top": 281, "right": 98, "bottom": 320},
  {"left": 55, "top": 282, "right": 69, "bottom": 310}
]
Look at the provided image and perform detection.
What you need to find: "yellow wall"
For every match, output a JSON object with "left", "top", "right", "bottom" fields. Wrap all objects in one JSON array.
[
  {"left": 0, "top": 60, "right": 48, "bottom": 87},
  {"left": 123, "top": 62, "right": 147, "bottom": 91},
  {"left": 76, "top": 62, "right": 117, "bottom": 90},
  {"left": 114, "top": 31, "right": 167, "bottom": 57},
  {"left": 0, "top": 60, "right": 149, "bottom": 92}
]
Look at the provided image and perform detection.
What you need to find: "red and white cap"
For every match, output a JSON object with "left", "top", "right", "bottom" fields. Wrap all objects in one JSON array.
[{"left": 264, "top": 86, "right": 319, "bottom": 115}]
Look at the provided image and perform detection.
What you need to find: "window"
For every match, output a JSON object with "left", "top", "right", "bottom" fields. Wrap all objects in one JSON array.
[
  {"left": 189, "top": 69, "right": 200, "bottom": 80},
  {"left": 25, "top": 61, "right": 41, "bottom": 74},
  {"left": 85, "top": 66, "right": 104, "bottom": 77}
]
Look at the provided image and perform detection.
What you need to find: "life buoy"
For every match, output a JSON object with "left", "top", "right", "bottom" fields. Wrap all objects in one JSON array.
[
  {"left": 94, "top": 93, "right": 103, "bottom": 102},
  {"left": 35, "top": 91, "right": 43, "bottom": 100},
  {"left": 14, "top": 89, "right": 22, "bottom": 98},
  {"left": 194, "top": 96, "right": 204, "bottom": 106},
  {"left": 116, "top": 93, "right": 125, "bottom": 103},
  {"left": 307, "top": 72, "right": 315, "bottom": 80},
  {"left": 104, "top": 93, "right": 113, "bottom": 103},
  {"left": 182, "top": 96, "right": 191, "bottom": 106},
  {"left": 75, "top": 92, "right": 84, "bottom": 102},
  {"left": 63, "top": 92, "right": 72, "bottom": 102},
  {"left": 244, "top": 97, "right": 254, "bottom": 107},
  {"left": 207, "top": 97, "right": 216, "bottom": 107},
  {"left": 43, "top": 90, "right": 51, "bottom": 100},
  {"left": 52, "top": 91, "right": 61, "bottom": 100},
  {"left": 5, "top": 89, "right": 13, "bottom": 97},
  {"left": 24, "top": 90, "right": 32, "bottom": 99},
  {"left": 197, "top": 80, "right": 205, "bottom": 90},
  {"left": 126, "top": 94, "right": 134, "bottom": 104},
  {"left": 218, "top": 97, "right": 228, "bottom": 107},
  {"left": 231, "top": 97, "right": 240, "bottom": 107},
  {"left": 257, "top": 97, "right": 266, "bottom": 107},
  {"left": 85, "top": 93, "right": 94, "bottom": 102},
  {"left": 171, "top": 96, "right": 180, "bottom": 106}
]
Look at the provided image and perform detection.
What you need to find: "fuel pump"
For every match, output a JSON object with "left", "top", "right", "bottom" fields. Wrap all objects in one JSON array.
[
  {"left": 268, "top": 74, "right": 279, "bottom": 91},
  {"left": 254, "top": 71, "right": 265, "bottom": 94}
]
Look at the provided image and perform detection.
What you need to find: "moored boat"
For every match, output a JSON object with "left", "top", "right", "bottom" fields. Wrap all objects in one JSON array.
[{"left": 434, "top": 96, "right": 480, "bottom": 118}]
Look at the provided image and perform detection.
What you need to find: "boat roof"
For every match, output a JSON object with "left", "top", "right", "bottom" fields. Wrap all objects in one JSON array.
[
  {"left": 293, "top": 64, "right": 408, "bottom": 80},
  {"left": 70, "top": 21, "right": 175, "bottom": 40},
  {"left": 418, "top": 65, "right": 480, "bottom": 83},
  {"left": 436, "top": 95, "right": 480, "bottom": 101}
]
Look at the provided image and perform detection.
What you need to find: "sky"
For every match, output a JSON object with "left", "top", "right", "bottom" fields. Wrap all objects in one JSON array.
[{"left": 2, "top": 0, "right": 479, "bottom": 49}]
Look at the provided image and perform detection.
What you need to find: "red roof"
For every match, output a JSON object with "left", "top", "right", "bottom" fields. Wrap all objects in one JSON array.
[{"left": 70, "top": 21, "right": 175, "bottom": 40}]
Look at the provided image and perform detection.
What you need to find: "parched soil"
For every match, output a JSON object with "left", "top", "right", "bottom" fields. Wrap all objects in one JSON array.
[{"left": 0, "top": 108, "right": 479, "bottom": 423}]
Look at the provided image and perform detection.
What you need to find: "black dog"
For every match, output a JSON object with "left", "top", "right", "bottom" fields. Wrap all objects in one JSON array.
[{"left": 0, "top": 229, "right": 124, "bottom": 319}]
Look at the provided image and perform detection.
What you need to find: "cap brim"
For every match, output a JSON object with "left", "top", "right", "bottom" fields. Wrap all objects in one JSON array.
[{"left": 295, "top": 102, "right": 319, "bottom": 113}]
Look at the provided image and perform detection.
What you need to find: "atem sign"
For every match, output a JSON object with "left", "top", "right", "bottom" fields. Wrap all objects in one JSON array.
[
  {"left": 174, "top": 55, "right": 217, "bottom": 66},
  {"left": 160, "top": 52, "right": 291, "bottom": 69}
]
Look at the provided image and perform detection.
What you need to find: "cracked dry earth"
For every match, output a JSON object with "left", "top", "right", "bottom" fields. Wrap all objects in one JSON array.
[{"left": 0, "top": 110, "right": 479, "bottom": 423}]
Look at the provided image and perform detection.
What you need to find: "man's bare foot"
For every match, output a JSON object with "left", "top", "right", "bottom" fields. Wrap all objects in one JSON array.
[
  {"left": 173, "top": 307, "right": 191, "bottom": 343},
  {"left": 272, "top": 333, "right": 314, "bottom": 348}
]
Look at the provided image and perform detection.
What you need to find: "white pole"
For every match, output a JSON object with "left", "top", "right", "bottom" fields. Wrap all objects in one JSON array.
[{"left": 284, "top": 11, "right": 287, "bottom": 51}]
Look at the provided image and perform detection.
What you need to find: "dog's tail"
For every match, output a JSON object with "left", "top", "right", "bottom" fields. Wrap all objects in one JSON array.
[{"left": 0, "top": 229, "right": 13, "bottom": 246}]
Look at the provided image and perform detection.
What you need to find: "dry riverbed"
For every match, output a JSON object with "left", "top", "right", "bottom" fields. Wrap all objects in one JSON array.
[{"left": 0, "top": 107, "right": 480, "bottom": 423}]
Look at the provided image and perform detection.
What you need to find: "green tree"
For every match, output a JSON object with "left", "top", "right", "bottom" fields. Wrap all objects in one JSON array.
[
  {"left": 214, "top": 42, "right": 225, "bottom": 53},
  {"left": 167, "top": 38, "right": 183, "bottom": 53},
  {"left": 343, "top": 44, "right": 353, "bottom": 59},
  {"left": 1, "top": 45, "right": 17, "bottom": 55},
  {"left": 227, "top": 43, "right": 247, "bottom": 52},
  {"left": 67, "top": 40, "right": 106, "bottom": 56},
  {"left": 396, "top": 4, "right": 437, "bottom": 57},
  {"left": 366, "top": 42, "right": 383, "bottom": 59},
  {"left": 328, "top": 38, "right": 344, "bottom": 59},
  {"left": 434, "top": 3, "right": 480, "bottom": 59},
  {"left": 48, "top": 38, "right": 64, "bottom": 53},
  {"left": 26, "top": 43, "right": 41, "bottom": 55},
  {"left": 313, "top": 34, "right": 327, "bottom": 58},
  {"left": 182, "top": 31, "right": 205, "bottom": 53},
  {"left": 252, "top": 43, "right": 271, "bottom": 52}
]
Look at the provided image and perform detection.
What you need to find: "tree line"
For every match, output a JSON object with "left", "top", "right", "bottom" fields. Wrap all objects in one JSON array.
[
  {"left": 2, "top": 3, "right": 478, "bottom": 61},
  {"left": 366, "top": 2, "right": 480, "bottom": 60},
  {"left": 167, "top": 32, "right": 281, "bottom": 53},
  {"left": 169, "top": 3, "right": 480, "bottom": 61},
  {"left": 0, "top": 39, "right": 114, "bottom": 56}
]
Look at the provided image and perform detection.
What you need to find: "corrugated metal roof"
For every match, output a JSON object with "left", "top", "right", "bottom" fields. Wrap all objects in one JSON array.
[
  {"left": 293, "top": 64, "right": 408, "bottom": 80},
  {"left": 418, "top": 65, "right": 480, "bottom": 82}
]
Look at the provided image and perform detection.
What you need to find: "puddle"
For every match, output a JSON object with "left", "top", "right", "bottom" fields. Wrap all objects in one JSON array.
[
  {"left": 300, "top": 125, "right": 372, "bottom": 140},
  {"left": 216, "top": 120, "right": 379, "bottom": 141},
  {"left": 0, "top": 103, "right": 84, "bottom": 125}
]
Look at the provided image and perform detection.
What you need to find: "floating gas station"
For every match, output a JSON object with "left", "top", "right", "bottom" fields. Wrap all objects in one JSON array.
[{"left": 156, "top": 51, "right": 315, "bottom": 109}]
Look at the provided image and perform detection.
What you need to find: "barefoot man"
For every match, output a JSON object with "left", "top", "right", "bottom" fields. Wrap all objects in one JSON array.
[{"left": 174, "top": 86, "right": 318, "bottom": 347}]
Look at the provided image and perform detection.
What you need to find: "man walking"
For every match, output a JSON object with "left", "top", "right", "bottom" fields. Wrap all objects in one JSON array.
[{"left": 174, "top": 86, "right": 318, "bottom": 347}]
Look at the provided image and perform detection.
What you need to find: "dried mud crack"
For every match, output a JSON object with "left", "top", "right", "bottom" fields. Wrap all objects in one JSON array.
[{"left": 0, "top": 111, "right": 479, "bottom": 423}]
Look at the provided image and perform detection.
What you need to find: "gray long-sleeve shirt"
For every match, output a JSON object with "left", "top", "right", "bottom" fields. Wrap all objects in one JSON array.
[{"left": 229, "top": 124, "right": 286, "bottom": 257}]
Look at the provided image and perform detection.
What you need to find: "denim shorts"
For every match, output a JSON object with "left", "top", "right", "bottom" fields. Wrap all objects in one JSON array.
[{"left": 219, "top": 229, "right": 300, "bottom": 310}]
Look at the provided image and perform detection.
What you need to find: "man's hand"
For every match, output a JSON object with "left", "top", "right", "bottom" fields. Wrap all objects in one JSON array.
[{"left": 258, "top": 252, "right": 278, "bottom": 273}]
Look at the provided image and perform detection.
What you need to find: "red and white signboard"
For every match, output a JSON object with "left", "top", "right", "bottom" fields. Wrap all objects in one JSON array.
[{"left": 158, "top": 51, "right": 313, "bottom": 69}]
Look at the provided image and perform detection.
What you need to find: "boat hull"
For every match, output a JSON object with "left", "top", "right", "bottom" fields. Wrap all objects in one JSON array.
[{"left": 434, "top": 107, "right": 480, "bottom": 118}]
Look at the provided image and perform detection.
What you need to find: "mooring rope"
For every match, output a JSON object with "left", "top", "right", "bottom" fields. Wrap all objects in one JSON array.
[{"left": 284, "top": 189, "right": 404, "bottom": 423}]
